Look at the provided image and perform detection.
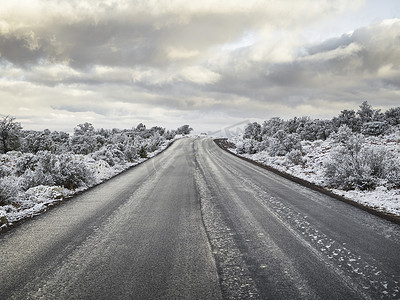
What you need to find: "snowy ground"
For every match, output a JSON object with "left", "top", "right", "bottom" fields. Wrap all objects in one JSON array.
[
  {"left": 228, "top": 135, "right": 400, "bottom": 217},
  {"left": 0, "top": 137, "right": 182, "bottom": 232}
]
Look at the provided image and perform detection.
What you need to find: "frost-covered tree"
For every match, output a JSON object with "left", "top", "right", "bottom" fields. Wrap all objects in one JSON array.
[
  {"left": 268, "top": 130, "right": 302, "bottom": 156},
  {"left": 50, "top": 131, "right": 70, "bottom": 153},
  {"left": 294, "top": 117, "right": 328, "bottom": 141},
  {"left": 384, "top": 107, "right": 400, "bottom": 126},
  {"left": 150, "top": 126, "right": 165, "bottom": 136},
  {"left": 0, "top": 116, "right": 22, "bottom": 153},
  {"left": 357, "top": 101, "right": 383, "bottom": 123},
  {"left": 164, "top": 130, "right": 176, "bottom": 140},
  {"left": 332, "top": 109, "right": 361, "bottom": 132},
  {"left": 361, "top": 121, "right": 389, "bottom": 136},
  {"left": 262, "top": 117, "right": 284, "bottom": 137},
  {"left": 70, "top": 123, "right": 98, "bottom": 155},
  {"left": 21, "top": 130, "right": 56, "bottom": 153},
  {"left": 244, "top": 122, "right": 262, "bottom": 141},
  {"left": 176, "top": 125, "right": 193, "bottom": 135},
  {"left": 136, "top": 123, "right": 146, "bottom": 132}
]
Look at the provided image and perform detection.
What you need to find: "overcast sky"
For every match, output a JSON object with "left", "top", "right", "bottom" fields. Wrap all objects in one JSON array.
[{"left": 1, "top": 0, "right": 399, "bottom": 134}]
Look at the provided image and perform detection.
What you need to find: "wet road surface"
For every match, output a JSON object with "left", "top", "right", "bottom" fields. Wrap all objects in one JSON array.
[{"left": 1, "top": 138, "right": 399, "bottom": 299}]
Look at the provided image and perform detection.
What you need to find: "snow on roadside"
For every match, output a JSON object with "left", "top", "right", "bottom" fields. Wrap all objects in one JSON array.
[
  {"left": 228, "top": 135, "right": 400, "bottom": 217},
  {"left": 0, "top": 137, "right": 180, "bottom": 232}
]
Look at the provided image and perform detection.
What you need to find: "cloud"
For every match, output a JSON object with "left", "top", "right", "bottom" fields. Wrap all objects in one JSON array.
[
  {"left": 205, "top": 19, "right": 400, "bottom": 110},
  {"left": 2, "top": 1, "right": 399, "bottom": 133},
  {"left": 0, "top": 0, "right": 362, "bottom": 67}
]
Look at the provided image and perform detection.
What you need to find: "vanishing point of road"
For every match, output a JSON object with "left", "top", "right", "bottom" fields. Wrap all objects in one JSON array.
[{"left": 1, "top": 138, "right": 399, "bottom": 299}]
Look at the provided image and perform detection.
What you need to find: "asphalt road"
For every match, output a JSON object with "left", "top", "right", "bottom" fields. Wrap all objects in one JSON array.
[{"left": 1, "top": 138, "right": 399, "bottom": 299}]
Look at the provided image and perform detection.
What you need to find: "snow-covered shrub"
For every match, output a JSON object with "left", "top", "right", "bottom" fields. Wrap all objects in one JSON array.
[
  {"left": 36, "top": 151, "right": 58, "bottom": 174},
  {"left": 235, "top": 139, "right": 258, "bottom": 154},
  {"left": 147, "top": 132, "right": 165, "bottom": 152},
  {"left": 70, "top": 123, "right": 100, "bottom": 155},
  {"left": 70, "top": 135, "right": 97, "bottom": 155},
  {"left": 15, "top": 153, "right": 37, "bottom": 176},
  {"left": 23, "top": 185, "right": 68, "bottom": 203},
  {"left": 235, "top": 141, "right": 245, "bottom": 154},
  {"left": 361, "top": 121, "right": 389, "bottom": 136},
  {"left": 244, "top": 122, "right": 262, "bottom": 141},
  {"left": 176, "top": 125, "right": 193, "bottom": 135},
  {"left": 385, "top": 107, "right": 400, "bottom": 126},
  {"left": 332, "top": 109, "right": 361, "bottom": 132},
  {"left": 21, "top": 168, "right": 55, "bottom": 191},
  {"left": 92, "top": 147, "right": 118, "bottom": 166},
  {"left": 324, "top": 147, "right": 369, "bottom": 190},
  {"left": 0, "top": 116, "right": 22, "bottom": 153},
  {"left": 164, "top": 130, "right": 176, "bottom": 140},
  {"left": 54, "top": 154, "right": 95, "bottom": 190},
  {"left": 256, "top": 139, "right": 269, "bottom": 152},
  {"left": 21, "top": 130, "right": 56, "bottom": 153},
  {"left": 0, "top": 176, "right": 19, "bottom": 205},
  {"left": 324, "top": 143, "right": 400, "bottom": 191},
  {"left": 19, "top": 151, "right": 58, "bottom": 190},
  {"left": 138, "top": 145, "right": 148, "bottom": 158},
  {"left": 262, "top": 117, "right": 284, "bottom": 137},
  {"left": 123, "top": 145, "right": 138, "bottom": 162},
  {"left": 245, "top": 139, "right": 259, "bottom": 154},
  {"left": 268, "top": 131, "right": 302, "bottom": 156},
  {"left": 329, "top": 125, "right": 364, "bottom": 153},
  {"left": 286, "top": 149, "right": 303, "bottom": 165}
]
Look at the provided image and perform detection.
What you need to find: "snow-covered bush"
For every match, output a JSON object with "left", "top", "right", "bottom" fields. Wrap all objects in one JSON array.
[
  {"left": 0, "top": 116, "right": 22, "bottom": 153},
  {"left": 256, "top": 139, "right": 269, "bottom": 152},
  {"left": 138, "top": 145, "right": 148, "bottom": 158},
  {"left": 21, "top": 130, "right": 56, "bottom": 153},
  {"left": 15, "top": 153, "right": 37, "bottom": 176},
  {"left": 262, "top": 117, "right": 284, "bottom": 137},
  {"left": 176, "top": 125, "right": 193, "bottom": 135},
  {"left": 361, "top": 121, "right": 389, "bottom": 136},
  {"left": 244, "top": 122, "right": 262, "bottom": 141},
  {"left": 21, "top": 168, "right": 55, "bottom": 191},
  {"left": 92, "top": 147, "right": 119, "bottom": 166},
  {"left": 22, "top": 185, "right": 69, "bottom": 203},
  {"left": 329, "top": 125, "right": 364, "bottom": 153},
  {"left": 149, "top": 132, "right": 165, "bottom": 152},
  {"left": 385, "top": 107, "right": 400, "bottom": 126},
  {"left": 0, "top": 176, "right": 19, "bottom": 205},
  {"left": 286, "top": 149, "right": 303, "bottom": 165},
  {"left": 235, "top": 141, "right": 245, "bottom": 154},
  {"left": 123, "top": 145, "right": 138, "bottom": 162},
  {"left": 268, "top": 131, "right": 302, "bottom": 156},
  {"left": 324, "top": 142, "right": 400, "bottom": 191},
  {"left": 164, "top": 130, "right": 176, "bottom": 140},
  {"left": 54, "top": 154, "right": 95, "bottom": 190}
]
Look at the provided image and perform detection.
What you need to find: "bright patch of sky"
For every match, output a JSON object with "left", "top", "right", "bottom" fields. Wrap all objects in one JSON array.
[{"left": 304, "top": 0, "right": 400, "bottom": 43}]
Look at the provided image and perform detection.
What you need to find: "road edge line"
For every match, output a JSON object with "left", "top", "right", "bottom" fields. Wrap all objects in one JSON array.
[
  {"left": 0, "top": 138, "right": 180, "bottom": 235},
  {"left": 214, "top": 138, "right": 400, "bottom": 226}
]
